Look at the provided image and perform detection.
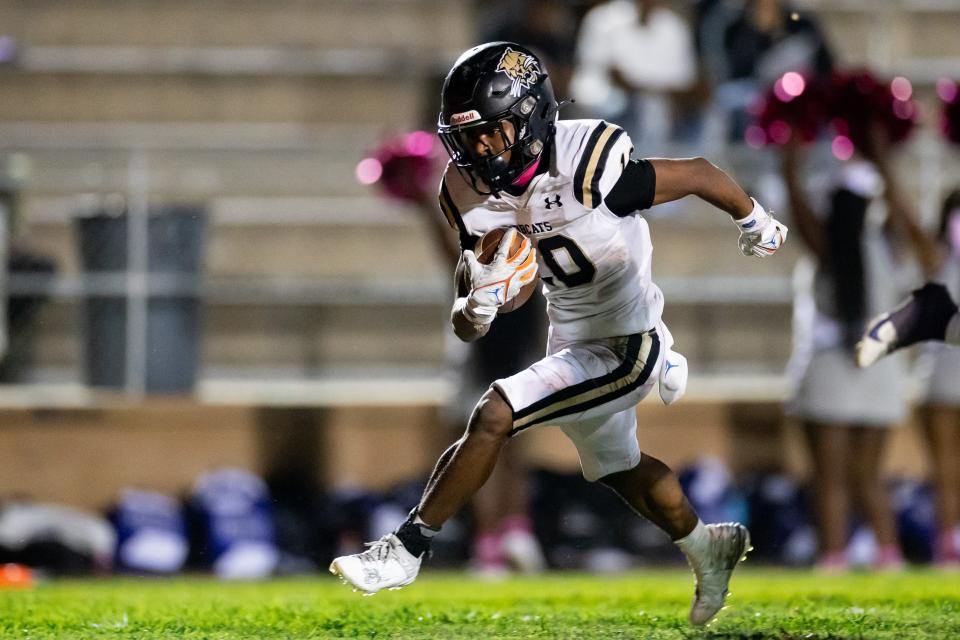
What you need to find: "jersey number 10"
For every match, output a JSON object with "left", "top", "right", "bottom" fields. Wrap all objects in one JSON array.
[{"left": 538, "top": 235, "right": 596, "bottom": 288}]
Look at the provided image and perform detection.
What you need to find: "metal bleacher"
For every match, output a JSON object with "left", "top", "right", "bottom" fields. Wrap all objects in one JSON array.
[{"left": 0, "top": 0, "right": 958, "bottom": 407}]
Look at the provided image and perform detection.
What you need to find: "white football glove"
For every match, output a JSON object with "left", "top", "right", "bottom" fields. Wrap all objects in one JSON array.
[
  {"left": 460, "top": 229, "right": 538, "bottom": 325},
  {"left": 735, "top": 198, "right": 789, "bottom": 258}
]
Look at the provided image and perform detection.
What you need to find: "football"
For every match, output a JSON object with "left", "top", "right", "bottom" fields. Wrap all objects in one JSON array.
[{"left": 473, "top": 227, "right": 539, "bottom": 313}]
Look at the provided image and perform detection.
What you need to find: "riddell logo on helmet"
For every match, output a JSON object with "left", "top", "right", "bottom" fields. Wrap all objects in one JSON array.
[
  {"left": 450, "top": 110, "right": 481, "bottom": 126},
  {"left": 497, "top": 47, "right": 541, "bottom": 98}
]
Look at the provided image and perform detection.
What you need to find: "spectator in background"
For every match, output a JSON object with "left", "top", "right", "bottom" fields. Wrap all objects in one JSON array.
[
  {"left": 571, "top": 0, "right": 698, "bottom": 150},
  {"left": 362, "top": 133, "right": 547, "bottom": 574},
  {"left": 724, "top": 0, "right": 833, "bottom": 84},
  {"left": 860, "top": 190, "right": 960, "bottom": 567},
  {"left": 915, "top": 190, "right": 960, "bottom": 567},
  {"left": 780, "top": 124, "right": 934, "bottom": 572},
  {"left": 430, "top": 0, "right": 576, "bottom": 571},
  {"left": 479, "top": 0, "right": 578, "bottom": 100},
  {"left": 692, "top": 0, "right": 741, "bottom": 87},
  {"left": 419, "top": 184, "right": 549, "bottom": 575},
  {"left": 720, "top": 0, "right": 834, "bottom": 140}
]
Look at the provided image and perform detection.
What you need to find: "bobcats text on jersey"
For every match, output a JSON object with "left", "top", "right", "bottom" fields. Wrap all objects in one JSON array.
[{"left": 514, "top": 222, "right": 554, "bottom": 234}]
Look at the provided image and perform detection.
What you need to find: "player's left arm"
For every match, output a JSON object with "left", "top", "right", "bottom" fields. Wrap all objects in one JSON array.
[
  {"left": 648, "top": 157, "right": 751, "bottom": 216},
  {"left": 605, "top": 157, "right": 788, "bottom": 258}
]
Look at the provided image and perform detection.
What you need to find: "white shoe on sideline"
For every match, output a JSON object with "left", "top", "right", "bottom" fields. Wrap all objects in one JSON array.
[
  {"left": 329, "top": 533, "right": 421, "bottom": 594},
  {"left": 502, "top": 528, "right": 546, "bottom": 574},
  {"left": 856, "top": 312, "right": 898, "bottom": 368},
  {"left": 857, "top": 282, "right": 958, "bottom": 368},
  {"left": 688, "top": 523, "right": 751, "bottom": 626}
]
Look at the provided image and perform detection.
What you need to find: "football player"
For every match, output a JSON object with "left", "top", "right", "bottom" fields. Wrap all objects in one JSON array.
[
  {"left": 331, "top": 42, "right": 788, "bottom": 626},
  {"left": 857, "top": 282, "right": 960, "bottom": 367}
]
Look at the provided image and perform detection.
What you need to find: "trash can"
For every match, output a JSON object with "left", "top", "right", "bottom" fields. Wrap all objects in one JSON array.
[{"left": 74, "top": 205, "right": 207, "bottom": 393}]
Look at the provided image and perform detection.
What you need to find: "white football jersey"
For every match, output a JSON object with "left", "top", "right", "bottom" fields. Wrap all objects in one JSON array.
[{"left": 439, "top": 119, "right": 664, "bottom": 342}]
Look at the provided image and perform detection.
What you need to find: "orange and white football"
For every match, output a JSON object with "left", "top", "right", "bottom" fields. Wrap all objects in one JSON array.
[{"left": 473, "top": 227, "right": 539, "bottom": 313}]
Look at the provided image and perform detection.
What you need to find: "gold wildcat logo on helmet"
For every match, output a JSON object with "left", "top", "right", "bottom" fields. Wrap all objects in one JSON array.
[{"left": 496, "top": 47, "right": 541, "bottom": 98}]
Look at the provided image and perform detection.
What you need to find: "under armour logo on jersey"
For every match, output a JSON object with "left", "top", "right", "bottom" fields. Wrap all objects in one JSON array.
[{"left": 544, "top": 194, "right": 562, "bottom": 209}]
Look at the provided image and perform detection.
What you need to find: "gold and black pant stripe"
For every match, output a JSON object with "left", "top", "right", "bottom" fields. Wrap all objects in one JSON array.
[{"left": 509, "top": 329, "right": 660, "bottom": 436}]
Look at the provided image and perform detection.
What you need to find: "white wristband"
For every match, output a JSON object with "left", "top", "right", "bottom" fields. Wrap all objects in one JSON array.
[
  {"left": 734, "top": 197, "right": 769, "bottom": 231},
  {"left": 456, "top": 296, "right": 497, "bottom": 325}
]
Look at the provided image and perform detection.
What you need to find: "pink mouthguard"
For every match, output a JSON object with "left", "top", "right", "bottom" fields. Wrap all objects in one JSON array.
[{"left": 510, "top": 154, "right": 542, "bottom": 188}]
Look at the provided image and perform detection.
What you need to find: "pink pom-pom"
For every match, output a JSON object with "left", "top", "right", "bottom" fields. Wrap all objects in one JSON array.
[
  {"left": 753, "top": 71, "right": 827, "bottom": 146},
  {"left": 826, "top": 69, "right": 916, "bottom": 152},
  {"left": 357, "top": 131, "right": 444, "bottom": 203},
  {"left": 751, "top": 68, "right": 918, "bottom": 153}
]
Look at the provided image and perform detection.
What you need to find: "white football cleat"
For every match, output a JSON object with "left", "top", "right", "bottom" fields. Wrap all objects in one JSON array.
[
  {"left": 659, "top": 349, "right": 688, "bottom": 405},
  {"left": 501, "top": 528, "right": 546, "bottom": 574},
  {"left": 688, "top": 523, "right": 752, "bottom": 626},
  {"left": 329, "top": 533, "right": 421, "bottom": 594}
]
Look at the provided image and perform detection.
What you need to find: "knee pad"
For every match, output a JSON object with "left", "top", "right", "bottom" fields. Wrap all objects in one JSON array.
[{"left": 659, "top": 349, "right": 688, "bottom": 406}]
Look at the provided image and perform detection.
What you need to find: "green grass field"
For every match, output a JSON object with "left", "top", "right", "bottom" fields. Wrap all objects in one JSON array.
[{"left": 2, "top": 569, "right": 959, "bottom": 639}]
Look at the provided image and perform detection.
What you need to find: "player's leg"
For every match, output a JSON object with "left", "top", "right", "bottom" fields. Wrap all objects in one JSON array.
[
  {"left": 857, "top": 282, "right": 960, "bottom": 367},
  {"left": 919, "top": 405, "right": 960, "bottom": 565},
  {"left": 598, "top": 453, "right": 698, "bottom": 539},
  {"left": 848, "top": 425, "right": 902, "bottom": 570},
  {"left": 562, "top": 407, "right": 749, "bottom": 626},
  {"left": 601, "top": 456, "right": 750, "bottom": 626},
  {"left": 802, "top": 420, "right": 851, "bottom": 569},
  {"left": 415, "top": 388, "right": 514, "bottom": 526},
  {"left": 329, "top": 388, "right": 514, "bottom": 593}
]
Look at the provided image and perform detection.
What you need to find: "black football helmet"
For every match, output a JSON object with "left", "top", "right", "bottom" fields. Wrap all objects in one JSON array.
[{"left": 437, "top": 42, "right": 558, "bottom": 196}]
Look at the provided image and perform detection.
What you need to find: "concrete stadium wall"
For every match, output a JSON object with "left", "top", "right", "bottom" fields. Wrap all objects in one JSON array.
[{"left": 0, "top": 399, "right": 930, "bottom": 512}]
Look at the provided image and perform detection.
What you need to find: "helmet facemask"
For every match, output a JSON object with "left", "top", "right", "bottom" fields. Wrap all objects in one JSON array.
[{"left": 439, "top": 77, "right": 555, "bottom": 197}]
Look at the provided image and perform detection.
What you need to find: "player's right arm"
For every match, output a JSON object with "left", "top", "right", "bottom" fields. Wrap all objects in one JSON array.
[
  {"left": 449, "top": 230, "right": 538, "bottom": 342},
  {"left": 438, "top": 172, "right": 494, "bottom": 342},
  {"left": 451, "top": 253, "right": 492, "bottom": 342}
]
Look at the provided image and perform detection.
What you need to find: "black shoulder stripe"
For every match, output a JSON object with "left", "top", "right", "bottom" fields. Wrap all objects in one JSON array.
[
  {"left": 590, "top": 127, "right": 625, "bottom": 208},
  {"left": 439, "top": 180, "right": 477, "bottom": 252},
  {"left": 573, "top": 122, "right": 608, "bottom": 205}
]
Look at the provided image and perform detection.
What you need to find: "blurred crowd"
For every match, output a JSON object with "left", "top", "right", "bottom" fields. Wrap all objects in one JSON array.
[
  {"left": 0, "top": 457, "right": 948, "bottom": 580},
  {"left": 482, "top": 0, "right": 836, "bottom": 152}
]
